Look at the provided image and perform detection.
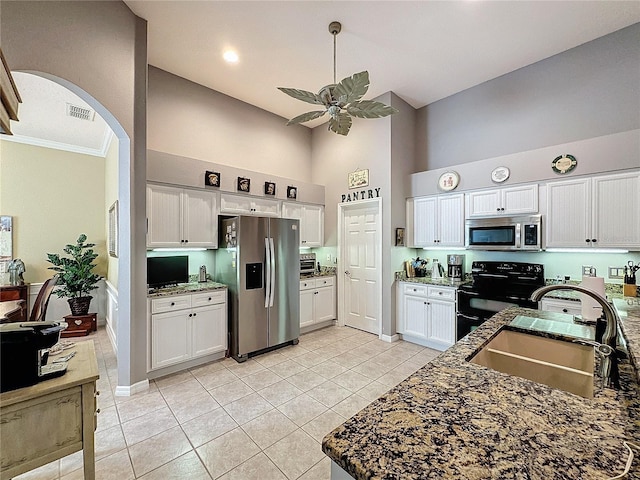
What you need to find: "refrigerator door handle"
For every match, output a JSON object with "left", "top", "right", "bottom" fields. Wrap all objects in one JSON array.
[
  {"left": 269, "top": 237, "right": 276, "bottom": 307},
  {"left": 264, "top": 237, "right": 271, "bottom": 308}
]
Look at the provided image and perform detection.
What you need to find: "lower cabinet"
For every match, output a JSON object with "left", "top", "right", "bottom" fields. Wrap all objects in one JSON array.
[
  {"left": 149, "top": 290, "right": 227, "bottom": 371},
  {"left": 397, "top": 282, "right": 456, "bottom": 351},
  {"left": 539, "top": 298, "right": 582, "bottom": 316},
  {"left": 300, "top": 277, "right": 336, "bottom": 330}
]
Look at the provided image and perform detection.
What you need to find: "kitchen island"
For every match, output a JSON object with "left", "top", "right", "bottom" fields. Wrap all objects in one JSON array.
[{"left": 323, "top": 300, "right": 640, "bottom": 479}]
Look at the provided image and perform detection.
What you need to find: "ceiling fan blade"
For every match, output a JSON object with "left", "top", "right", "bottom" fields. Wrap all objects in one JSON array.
[
  {"left": 277, "top": 87, "right": 323, "bottom": 105},
  {"left": 286, "top": 110, "right": 327, "bottom": 126},
  {"left": 328, "top": 112, "right": 352, "bottom": 136},
  {"left": 346, "top": 100, "right": 398, "bottom": 119},
  {"left": 333, "top": 71, "right": 370, "bottom": 105}
]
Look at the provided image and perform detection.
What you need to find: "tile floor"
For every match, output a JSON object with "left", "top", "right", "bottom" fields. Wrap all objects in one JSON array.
[{"left": 16, "top": 325, "right": 441, "bottom": 480}]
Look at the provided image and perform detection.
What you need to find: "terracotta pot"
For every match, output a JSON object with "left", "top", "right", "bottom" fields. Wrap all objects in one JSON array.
[{"left": 68, "top": 296, "right": 92, "bottom": 316}]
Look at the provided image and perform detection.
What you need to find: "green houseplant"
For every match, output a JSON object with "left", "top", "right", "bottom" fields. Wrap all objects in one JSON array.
[{"left": 47, "top": 234, "right": 102, "bottom": 316}]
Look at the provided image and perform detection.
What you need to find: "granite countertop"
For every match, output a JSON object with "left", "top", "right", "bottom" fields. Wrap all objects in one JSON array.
[
  {"left": 396, "top": 275, "right": 471, "bottom": 288},
  {"left": 323, "top": 302, "right": 640, "bottom": 479},
  {"left": 147, "top": 281, "right": 227, "bottom": 298}
]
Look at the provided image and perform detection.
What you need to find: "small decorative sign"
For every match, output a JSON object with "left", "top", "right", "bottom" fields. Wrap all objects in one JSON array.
[
  {"left": 264, "top": 182, "right": 276, "bottom": 196},
  {"left": 287, "top": 186, "right": 297, "bottom": 200},
  {"left": 348, "top": 169, "right": 369, "bottom": 189},
  {"left": 237, "top": 177, "right": 251, "bottom": 193},
  {"left": 341, "top": 187, "right": 381, "bottom": 202},
  {"left": 491, "top": 166, "right": 510, "bottom": 183},
  {"left": 552, "top": 154, "right": 577, "bottom": 174},
  {"left": 205, "top": 171, "right": 220, "bottom": 187},
  {"left": 438, "top": 171, "right": 460, "bottom": 191},
  {"left": 395, "top": 228, "right": 405, "bottom": 247}
]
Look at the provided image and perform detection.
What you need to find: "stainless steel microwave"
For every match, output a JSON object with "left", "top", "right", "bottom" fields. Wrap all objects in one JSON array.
[{"left": 465, "top": 215, "right": 542, "bottom": 251}]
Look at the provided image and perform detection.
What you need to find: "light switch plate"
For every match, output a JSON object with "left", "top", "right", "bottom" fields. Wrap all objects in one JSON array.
[
  {"left": 582, "top": 265, "right": 594, "bottom": 275},
  {"left": 608, "top": 267, "right": 624, "bottom": 279}
]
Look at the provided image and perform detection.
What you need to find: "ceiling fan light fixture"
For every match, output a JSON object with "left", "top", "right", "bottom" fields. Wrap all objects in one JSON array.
[{"left": 278, "top": 21, "right": 397, "bottom": 136}]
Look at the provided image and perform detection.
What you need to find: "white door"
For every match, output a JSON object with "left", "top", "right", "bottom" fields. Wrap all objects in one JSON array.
[
  {"left": 183, "top": 190, "right": 217, "bottom": 248},
  {"left": 299, "top": 288, "right": 315, "bottom": 328},
  {"left": 146, "top": 184, "right": 182, "bottom": 248},
  {"left": 402, "top": 294, "right": 428, "bottom": 339},
  {"left": 315, "top": 286, "right": 335, "bottom": 322},
  {"left": 342, "top": 203, "right": 381, "bottom": 335},
  {"left": 303, "top": 204, "right": 324, "bottom": 247},
  {"left": 413, "top": 196, "right": 437, "bottom": 247},
  {"left": 437, "top": 194, "right": 464, "bottom": 246},
  {"left": 191, "top": 304, "right": 227, "bottom": 357}
]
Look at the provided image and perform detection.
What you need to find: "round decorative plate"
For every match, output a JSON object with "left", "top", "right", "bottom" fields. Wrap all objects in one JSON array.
[
  {"left": 491, "top": 166, "right": 510, "bottom": 183},
  {"left": 552, "top": 154, "right": 577, "bottom": 174},
  {"left": 438, "top": 171, "right": 460, "bottom": 191}
]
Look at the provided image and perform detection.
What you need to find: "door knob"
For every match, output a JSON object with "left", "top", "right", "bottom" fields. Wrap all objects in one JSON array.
[{"left": 345, "top": 270, "right": 351, "bottom": 276}]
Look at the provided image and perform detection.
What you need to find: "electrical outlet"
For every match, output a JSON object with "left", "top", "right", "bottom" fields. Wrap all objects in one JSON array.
[
  {"left": 582, "top": 265, "right": 594, "bottom": 276},
  {"left": 326, "top": 254, "right": 331, "bottom": 262},
  {"left": 608, "top": 267, "right": 624, "bottom": 279}
]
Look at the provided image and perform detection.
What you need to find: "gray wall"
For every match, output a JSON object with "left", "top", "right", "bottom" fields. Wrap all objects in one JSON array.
[
  {"left": 1, "top": 0, "right": 148, "bottom": 391},
  {"left": 416, "top": 23, "right": 640, "bottom": 171},
  {"left": 148, "top": 67, "right": 313, "bottom": 182}
]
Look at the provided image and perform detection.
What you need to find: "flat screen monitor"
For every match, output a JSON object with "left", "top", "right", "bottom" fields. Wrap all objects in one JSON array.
[{"left": 147, "top": 256, "right": 189, "bottom": 288}]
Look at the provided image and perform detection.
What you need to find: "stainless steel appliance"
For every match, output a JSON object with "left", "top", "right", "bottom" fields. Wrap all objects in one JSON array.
[
  {"left": 447, "top": 254, "right": 465, "bottom": 280},
  {"left": 465, "top": 215, "right": 541, "bottom": 251},
  {"left": 456, "top": 261, "right": 544, "bottom": 340},
  {"left": 300, "top": 253, "right": 317, "bottom": 276},
  {"left": 216, "top": 216, "right": 300, "bottom": 362}
]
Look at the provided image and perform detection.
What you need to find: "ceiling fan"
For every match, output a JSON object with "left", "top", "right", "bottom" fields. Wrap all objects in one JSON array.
[{"left": 278, "top": 21, "right": 398, "bottom": 136}]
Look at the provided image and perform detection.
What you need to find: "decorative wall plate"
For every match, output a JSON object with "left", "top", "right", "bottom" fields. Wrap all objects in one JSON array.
[
  {"left": 552, "top": 154, "right": 577, "bottom": 174},
  {"left": 491, "top": 166, "right": 510, "bottom": 183},
  {"left": 438, "top": 171, "right": 460, "bottom": 191}
]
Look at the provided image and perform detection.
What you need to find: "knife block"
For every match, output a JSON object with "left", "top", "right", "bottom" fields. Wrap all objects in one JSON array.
[{"left": 623, "top": 284, "right": 638, "bottom": 297}]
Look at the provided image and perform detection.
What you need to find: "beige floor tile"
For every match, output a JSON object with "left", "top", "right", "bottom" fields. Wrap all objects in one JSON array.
[
  {"left": 167, "top": 390, "right": 221, "bottom": 424},
  {"left": 293, "top": 351, "right": 326, "bottom": 368},
  {"left": 225, "top": 359, "right": 266, "bottom": 378},
  {"left": 330, "top": 353, "right": 366, "bottom": 369},
  {"left": 258, "top": 380, "right": 304, "bottom": 407},
  {"left": 241, "top": 369, "right": 283, "bottom": 391},
  {"left": 241, "top": 408, "right": 298, "bottom": 449},
  {"left": 331, "top": 393, "right": 371, "bottom": 419},
  {"left": 217, "top": 452, "right": 286, "bottom": 480},
  {"left": 159, "top": 378, "right": 208, "bottom": 404},
  {"left": 223, "top": 392, "right": 273, "bottom": 425},
  {"left": 181, "top": 407, "right": 238, "bottom": 447},
  {"left": 207, "top": 379, "right": 254, "bottom": 406},
  {"left": 13, "top": 459, "right": 59, "bottom": 480},
  {"left": 306, "top": 381, "right": 352, "bottom": 408},
  {"left": 298, "top": 456, "right": 331, "bottom": 480},
  {"left": 356, "top": 380, "right": 392, "bottom": 402},
  {"left": 60, "top": 449, "right": 134, "bottom": 480},
  {"left": 254, "top": 351, "right": 288, "bottom": 368},
  {"left": 264, "top": 430, "right": 325, "bottom": 480},
  {"left": 154, "top": 370, "right": 195, "bottom": 390},
  {"left": 268, "top": 359, "right": 307, "bottom": 379},
  {"left": 331, "top": 370, "right": 372, "bottom": 392},
  {"left": 95, "top": 424, "right": 127, "bottom": 461},
  {"left": 196, "top": 428, "right": 260, "bottom": 478},
  {"left": 301, "top": 410, "right": 346, "bottom": 443},
  {"left": 277, "top": 393, "right": 328, "bottom": 426},
  {"left": 138, "top": 451, "right": 211, "bottom": 480},
  {"left": 121, "top": 406, "right": 178, "bottom": 446},
  {"left": 350, "top": 360, "right": 390, "bottom": 380},
  {"left": 116, "top": 391, "right": 167, "bottom": 423},
  {"left": 113, "top": 382, "right": 160, "bottom": 405},
  {"left": 277, "top": 344, "right": 310, "bottom": 359},
  {"left": 309, "top": 360, "right": 349, "bottom": 380},
  {"left": 193, "top": 367, "right": 239, "bottom": 390},
  {"left": 189, "top": 359, "right": 227, "bottom": 376},
  {"left": 286, "top": 370, "right": 327, "bottom": 392},
  {"left": 96, "top": 404, "right": 120, "bottom": 432},
  {"left": 376, "top": 369, "right": 410, "bottom": 388},
  {"left": 59, "top": 451, "right": 84, "bottom": 477},
  {"left": 128, "top": 426, "right": 192, "bottom": 477}
]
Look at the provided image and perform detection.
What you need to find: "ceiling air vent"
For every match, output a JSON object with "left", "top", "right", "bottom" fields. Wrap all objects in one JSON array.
[{"left": 66, "top": 103, "right": 95, "bottom": 121}]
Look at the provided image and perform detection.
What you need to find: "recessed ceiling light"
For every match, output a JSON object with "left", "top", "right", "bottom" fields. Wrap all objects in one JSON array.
[{"left": 223, "top": 50, "right": 239, "bottom": 64}]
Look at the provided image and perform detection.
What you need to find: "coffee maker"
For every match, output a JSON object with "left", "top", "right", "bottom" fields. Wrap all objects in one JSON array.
[{"left": 447, "top": 254, "right": 465, "bottom": 280}]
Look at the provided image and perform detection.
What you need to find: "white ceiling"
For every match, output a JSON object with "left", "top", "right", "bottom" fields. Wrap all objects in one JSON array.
[{"left": 4, "top": 2, "right": 639, "bottom": 148}]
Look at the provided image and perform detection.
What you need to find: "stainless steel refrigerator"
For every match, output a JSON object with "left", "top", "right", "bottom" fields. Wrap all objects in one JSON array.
[{"left": 216, "top": 216, "right": 300, "bottom": 362}]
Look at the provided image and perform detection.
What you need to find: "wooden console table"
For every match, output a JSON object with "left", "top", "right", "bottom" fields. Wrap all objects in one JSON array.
[
  {"left": 0, "top": 341, "right": 99, "bottom": 479},
  {"left": 0, "top": 284, "right": 28, "bottom": 321}
]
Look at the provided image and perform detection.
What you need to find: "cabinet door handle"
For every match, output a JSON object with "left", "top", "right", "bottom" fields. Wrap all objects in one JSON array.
[
  {"left": 208, "top": 297, "right": 212, "bottom": 301},
  {"left": 438, "top": 292, "right": 443, "bottom": 295},
  {"left": 585, "top": 239, "right": 591, "bottom": 243},
  {"left": 188, "top": 313, "right": 192, "bottom": 317},
  {"left": 562, "top": 308, "right": 568, "bottom": 313},
  {"left": 185, "top": 239, "right": 188, "bottom": 243},
  {"left": 170, "top": 302, "right": 175, "bottom": 306},
  {"left": 591, "top": 238, "right": 597, "bottom": 243},
  {"left": 193, "top": 312, "right": 197, "bottom": 316}
]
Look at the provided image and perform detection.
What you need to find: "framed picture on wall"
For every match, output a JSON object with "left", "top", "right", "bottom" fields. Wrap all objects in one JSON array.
[
  {"left": 264, "top": 182, "right": 276, "bottom": 196},
  {"left": 395, "top": 228, "right": 405, "bottom": 247},
  {"left": 287, "top": 186, "right": 297, "bottom": 200},
  {"left": 108, "top": 201, "right": 118, "bottom": 258},
  {"left": 237, "top": 177, "right": 251, "bottom": 193},
  {"left": 205, "top": 171, "right": 220, "bottom": 187}
]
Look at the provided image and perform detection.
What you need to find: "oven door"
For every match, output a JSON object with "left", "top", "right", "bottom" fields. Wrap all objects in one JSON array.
[{"left": 456, "top": 312, "right": 486, "bottom": 341}]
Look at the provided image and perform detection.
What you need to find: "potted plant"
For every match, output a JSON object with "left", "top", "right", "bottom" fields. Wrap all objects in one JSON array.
[
  {"left": 412, "top": 257, "right": 429, "bottom": 277},
  {"left": 47, "top": 234, "right": 102, "bottom": 316}
]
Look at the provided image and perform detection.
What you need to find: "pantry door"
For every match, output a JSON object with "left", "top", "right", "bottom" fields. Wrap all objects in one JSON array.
[{"left": 338, "top": 199, "right": 382, "bottom": 336}]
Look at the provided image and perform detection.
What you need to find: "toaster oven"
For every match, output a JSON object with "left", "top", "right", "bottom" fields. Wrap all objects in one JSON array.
[{"left": 300, "top": 253, "right": 316, "bottom": 275}]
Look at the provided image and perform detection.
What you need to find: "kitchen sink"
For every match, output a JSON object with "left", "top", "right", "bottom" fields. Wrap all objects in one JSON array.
[{"left": 470, "top": 329, "right": 595, "bottom": 398}]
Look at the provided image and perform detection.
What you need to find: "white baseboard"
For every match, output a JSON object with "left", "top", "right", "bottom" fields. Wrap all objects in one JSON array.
[
  {"left": 380, "top": 333, "right": 400, "bottom": 343},
  {"left": 115, "top": 378, "right": 149, "bottom": 397}
]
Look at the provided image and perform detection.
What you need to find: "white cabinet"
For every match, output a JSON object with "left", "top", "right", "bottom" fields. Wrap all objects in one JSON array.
[
  {"left": 397, "top": 282, "right": 456, "bottom": 351},
  {"left": 149, "top": 290, "right": 227, "bottom": 371},
  {"left": 220, "top": 193, "right": 281, "bottom": 217},
  {"left": 282, "top": 202, "right": 324, "bottom": 247},
  {"left": 407, "top": 194, "right": 464, "bottom": 248},
  {"left": 546, "top": 172, "right": 640, "bottom": 249},
  {"left": 147, "top": 184, "right": 218, "bottom": 248},
  {"left": 299, "top": 277, "right": 335, "bottom": 330},
  {"left": 539, "top": 298, "right": 582, "bottom": 316},
  {"left": 467, "top": 184, "right": 538, "bottom": 217}
]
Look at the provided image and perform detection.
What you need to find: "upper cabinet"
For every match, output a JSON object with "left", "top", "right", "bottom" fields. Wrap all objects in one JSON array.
[
  {"left": 0, "top": 49, "right": 22, "bottom": 135},
  {"left": 147, "top": 184, "right": 218, "bottom": 249},
  {"left": 220, "top": 193, "right": 280, "bottom": 217},
  {"left": 282, "top": 202, "right": 324, "bottom": 247},
  {"left": 467, "top": 184, "right": 538, "bottom": 217},
  {"left": 546, "top": 171, "right": 639, "bottom": 249},
  {"left": 407, "top": 194, "right": 464, "bottom": 248}
]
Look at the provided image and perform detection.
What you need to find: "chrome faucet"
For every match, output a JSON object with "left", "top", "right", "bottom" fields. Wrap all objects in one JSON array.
[{"left": 530, "top": 284, "right": 620, "bottom": 389}]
